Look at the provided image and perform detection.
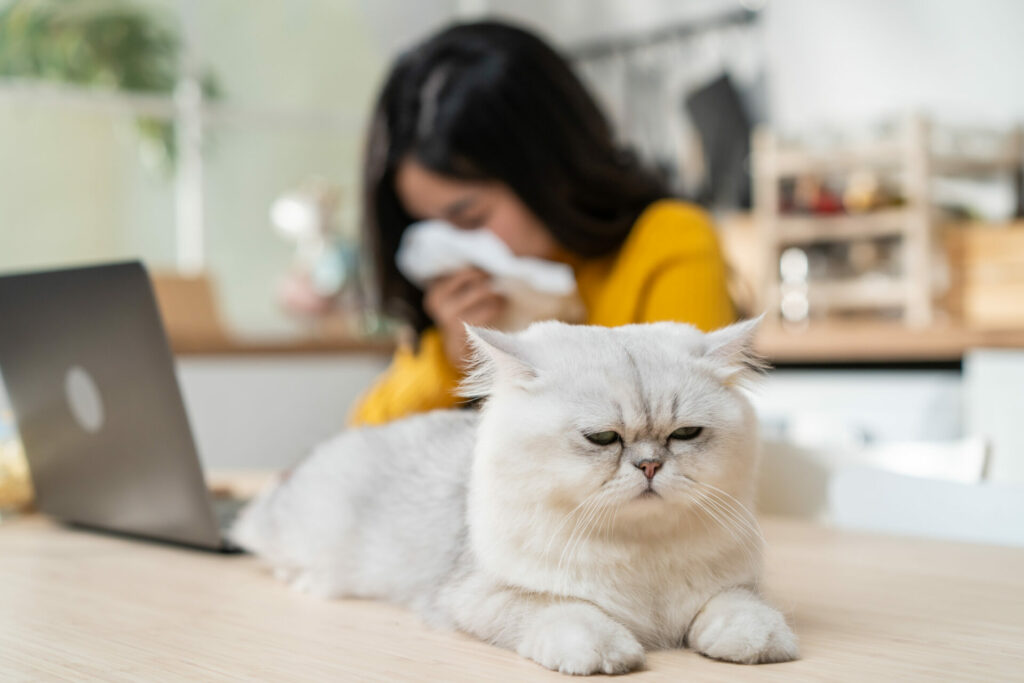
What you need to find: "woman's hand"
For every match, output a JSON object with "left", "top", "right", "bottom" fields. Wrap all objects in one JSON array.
[{"left": 424, "top": 267, "right": 505, "bottom": 370}]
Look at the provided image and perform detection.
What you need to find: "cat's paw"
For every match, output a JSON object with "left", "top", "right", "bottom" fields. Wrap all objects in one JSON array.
[
  {"left": 518, "top": 604, "right": 645, "bottom": 675},
  {"left": 688, "top": 590, "right": 798, "bottom": 664},
  {"left": 289, "top": 568, "right": 342, "bottom": 599}
]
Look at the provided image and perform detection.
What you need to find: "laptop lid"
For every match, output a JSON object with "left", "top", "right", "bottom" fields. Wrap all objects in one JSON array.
[{"left": 0, "top": 261, "right": 222, "bottom": 548}]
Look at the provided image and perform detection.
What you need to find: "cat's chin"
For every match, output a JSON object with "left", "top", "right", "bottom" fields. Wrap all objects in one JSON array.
[{"left": 623, "top": 487, "right": 672, "bottom": 511}]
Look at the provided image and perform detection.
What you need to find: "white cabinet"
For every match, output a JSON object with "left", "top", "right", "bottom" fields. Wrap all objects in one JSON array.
[{"left": 175, "top": 354, "right": 388, "bottom": 469}]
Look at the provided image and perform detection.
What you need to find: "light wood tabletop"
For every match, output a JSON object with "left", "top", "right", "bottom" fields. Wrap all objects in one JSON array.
[{"left": 1, "top": 512, "right": 1022, "bottom": 681}]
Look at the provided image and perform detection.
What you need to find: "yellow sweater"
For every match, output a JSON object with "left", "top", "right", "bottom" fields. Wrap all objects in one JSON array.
[{"left": 349, "top": 199, "right": 735, "bottom": 426}]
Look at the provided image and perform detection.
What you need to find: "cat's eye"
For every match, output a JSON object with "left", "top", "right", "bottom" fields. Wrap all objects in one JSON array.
[
  {"left": 669, "top": 426, "right": 703, "bottom": 441},
  {"left": 585, "top": 431, "right": 620, "bottom": 446}
]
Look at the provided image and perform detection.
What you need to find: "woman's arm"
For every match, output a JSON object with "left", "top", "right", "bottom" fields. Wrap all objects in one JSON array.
[
  {"left": 349, "top": 267, "right": 504, "bottom": 426},
  {"left": 347, "top": 328, "right": 464, "bottom": 427}
]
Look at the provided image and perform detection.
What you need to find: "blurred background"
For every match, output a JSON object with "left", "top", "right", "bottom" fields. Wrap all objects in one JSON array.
[{"left": 1, "top": 0, "right": 1022, "bottom": 545}]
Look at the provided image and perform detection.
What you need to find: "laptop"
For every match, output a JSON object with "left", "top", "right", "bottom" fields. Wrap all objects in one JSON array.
[{"left": 0, "top": 261, "right": 246, "bottom": 551}]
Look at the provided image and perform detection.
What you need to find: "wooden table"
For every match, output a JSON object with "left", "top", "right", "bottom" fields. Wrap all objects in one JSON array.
[{"left": 1, "top": 513, "right": 1022, "bottom": 681}]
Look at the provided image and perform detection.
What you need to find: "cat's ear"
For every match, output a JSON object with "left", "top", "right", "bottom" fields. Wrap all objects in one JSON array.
[
  {"left": 460, "top": 325, "right": 538, "bottom": 399},
  {"left": 701, "top": 315, "right": 768, "bottom": 385}
]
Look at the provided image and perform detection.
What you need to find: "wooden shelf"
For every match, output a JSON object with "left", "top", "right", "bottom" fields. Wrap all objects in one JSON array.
[
  {"left": 932, "top": 152, "right": 1022, "bottom": 177},
  {"left": 755, "top": 117, "right": 1023, "bottom": 328},
  {"left": 772, "top": 140, "right": 904, "bottom": 175},
  {"left": 169, "top": 334, "right": 395, "bottom": 356},
  {"left": 775, "top": 209, "right": 909, "bottom": 244},
  {"left": 756, "top": 321, "right": 1024, "bottom": 364},
  {"left": 806, "top": 277, "right": 907, "bottom": 310},
  {"left": 169, "top": 325, "right": 1024, "bottom": 365},
  {"left": 771, "top": 145, "right": 1020, "bottom": 178}
]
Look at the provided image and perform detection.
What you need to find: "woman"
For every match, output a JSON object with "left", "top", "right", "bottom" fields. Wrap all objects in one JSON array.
[{"left": 351, "top": 21, "right": 735, "bottom": 426}]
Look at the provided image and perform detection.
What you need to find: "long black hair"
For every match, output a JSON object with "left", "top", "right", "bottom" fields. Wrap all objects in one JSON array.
[{"left": 362, "top": 20, "right": 668, "bottom": 333}]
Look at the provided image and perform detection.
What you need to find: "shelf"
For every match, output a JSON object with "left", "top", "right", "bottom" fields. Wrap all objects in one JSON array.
[
  {"left": 169, "top": 333, "right": 396, "bottom": 356},
  {"left": 771, "top": 140, "right": 904, "bottom": 175},
  {"left": 774, "top": 209, "right": 910, "bottom": 244},
  {"left": 755, "top": 117, "right": 1023, "bottom": 328},
  {"left": 771, "top": 145, "right": 1020, "bottom": 178},
  {"left": 932, "top": 153, "right": 1022, "bottom": 177},
  {"left": 805, "top": 277, "right": 907, "bottom": 310},
  {"left": 755, "top": 321, "right": 1024, "bottom": 363}
]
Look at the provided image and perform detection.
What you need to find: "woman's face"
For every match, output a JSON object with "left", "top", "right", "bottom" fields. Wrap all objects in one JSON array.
[{"left": 395, "top": 158, "right": 560, "bottom": 260}]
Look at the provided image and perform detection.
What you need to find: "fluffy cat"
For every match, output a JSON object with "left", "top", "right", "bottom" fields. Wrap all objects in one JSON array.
[{"left": 231, "top": 318, "right": 797, "bottom": 674}]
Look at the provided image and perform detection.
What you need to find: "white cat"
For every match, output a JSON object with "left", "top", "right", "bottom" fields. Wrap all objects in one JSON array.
[{"left": 231, "top": 318, "right": 798, "bottom": 674}]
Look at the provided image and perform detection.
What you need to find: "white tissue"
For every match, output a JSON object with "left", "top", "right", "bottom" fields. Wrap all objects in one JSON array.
[{"left": 395, "top": 220, "right": 577, "bottom": 295}]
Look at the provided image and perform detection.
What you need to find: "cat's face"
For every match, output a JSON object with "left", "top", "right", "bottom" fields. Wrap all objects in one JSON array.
[{"left": 465, "top": 319, "right": 762, "bottom": 525}]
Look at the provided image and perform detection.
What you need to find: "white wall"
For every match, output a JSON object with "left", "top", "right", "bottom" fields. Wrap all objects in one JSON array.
[
  {"left": 484, "top": 0, "right": 1024, "bottom": 130},
  {"left": 764, "top": 0, "right": 1024, "bottom": 131},
  {"left": 0, "top": 0, "right": 460, "bottom": 337},
  {"left": 477, "top": 0, "right": 742, "bottom": 44}
]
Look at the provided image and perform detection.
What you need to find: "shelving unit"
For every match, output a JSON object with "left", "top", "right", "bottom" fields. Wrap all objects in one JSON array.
[{"left": 753, "top": 116, "right": 1023, "bottom": 329}]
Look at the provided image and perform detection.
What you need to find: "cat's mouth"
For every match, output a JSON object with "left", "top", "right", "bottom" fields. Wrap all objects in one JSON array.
[{"left": 637, "top": 485, "right": 661, "bottom": 499}]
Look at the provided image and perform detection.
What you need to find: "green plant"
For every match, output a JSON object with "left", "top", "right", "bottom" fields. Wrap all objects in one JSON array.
[{"left": 0, "top": 0, "right": 220, "bottom": 170}]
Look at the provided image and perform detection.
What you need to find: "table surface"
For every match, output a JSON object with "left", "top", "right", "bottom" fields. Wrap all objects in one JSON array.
[
  {"left": 165, "top": 323, "right": 1024, "bottom": 363},
  {"left": 2, "top": 510, "right": 1023, "bottom": 682}
]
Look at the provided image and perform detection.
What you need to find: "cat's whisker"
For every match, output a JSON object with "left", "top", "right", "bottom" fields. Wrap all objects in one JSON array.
[
  {"left": 594, "top": 493, "right": 624, "bottom": 543},
  {"left": 562, "top": 504, "right": 606, "bottom": 582},
  {"left": 695, "top": 481, "right": 765, "bottom": 534},
  {"left": 682, "top": 485, "right": 716, "bottom": 539},
  {"left": 599, "top": 496, "right": 622, "bottom": 541},
  {"left": 566, "top": 487, "right": 620, "bottom": 555},
  {"left": 689, "top": 492, "right": 758, "bottom": 558},
  {"left": 695, "top": 503, "right": 714, "bottom": 539},
  {"left": 682, "top": 474, "right": 765, "bottom": 547},
  {"left": 695, "top": 491, "right": 761, "bottom": 559},
  {"left": 689, "top": 495, "right": 742, "bottom": 548},
  {"left": 556, "top": 491, "right": 607, "bottom": 572},
  {"left": 555, "top": 504, "right": 597, "bottom": 573},
  {"left": 554, "top": 506, "right": 600, "bottom": 595},
  {"left": 569, "top": 494, "right": 625, "bottom": 585},
  {"left": 541, "top": 490, "right": 604, "bottom": 560},
  {"left": 554, "top": 483, "right": 630, "bottom": 595},
  {"left": 557, "top": 485, "right": 618, "bottom": 565},
  {"left": 696, "top": 497, "right": 761, "bottom": 561},
  {"left": 702, "top": 494, "right": 766, "bottom": 553},
  {"left": 692, "top": 483, "right": 767, "bottom": 547}
]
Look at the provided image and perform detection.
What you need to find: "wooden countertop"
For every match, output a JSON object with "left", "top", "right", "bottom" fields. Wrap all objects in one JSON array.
[
  {"left": 2, "top": 511, "right": 1022, "bottom": 680},
  {"left": 755, "top": 321, "right": 1024, "bottom": 364},
  {"left": 168, "top": 322, "right": 1024, "bottom": 364},
  {"left": 169, "top": 333, "right": 396, "bottom": 357}
]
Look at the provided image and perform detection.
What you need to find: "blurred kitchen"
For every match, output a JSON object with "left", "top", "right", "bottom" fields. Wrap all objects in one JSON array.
[{"left": 1, "top": 0, "right": 1022, "bottom": 546}]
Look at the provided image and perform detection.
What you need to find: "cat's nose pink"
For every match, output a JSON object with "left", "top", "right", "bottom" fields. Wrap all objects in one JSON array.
[{"left": 635, "top": 460, "right": 662, "bottom": 479}]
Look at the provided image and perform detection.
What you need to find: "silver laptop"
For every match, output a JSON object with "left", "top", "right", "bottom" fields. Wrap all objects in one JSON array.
[{"left": 0, "top": 261, "right": 244, "bottom": 551}]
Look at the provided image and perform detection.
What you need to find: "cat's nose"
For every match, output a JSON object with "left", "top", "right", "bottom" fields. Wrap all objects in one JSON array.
[{"left": 634, "top": 459, "right": 662, "bottom": 479}]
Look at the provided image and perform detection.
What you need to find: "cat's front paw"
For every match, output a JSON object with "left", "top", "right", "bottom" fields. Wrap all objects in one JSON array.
[
  {"left": 518, "top": 603, "right": 645, "bottom": 675},
  {"left": 288, "top": 568, "right": 342, "bottom": 599},
  {"left": 688, "top": 589, "right": 798, "bottom": 664}
]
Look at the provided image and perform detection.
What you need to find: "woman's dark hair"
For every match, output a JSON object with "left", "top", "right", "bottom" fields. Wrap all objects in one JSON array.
[{"left": 362, "top": 20, "right": 668, "bottom": 333}]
